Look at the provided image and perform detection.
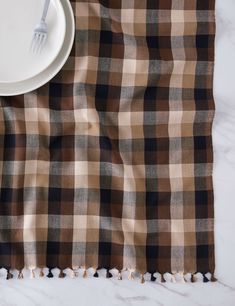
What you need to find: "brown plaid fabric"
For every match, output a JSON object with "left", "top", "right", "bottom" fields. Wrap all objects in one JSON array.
[{"left": 0, "top": 0, "right": 216, "bottom": 280}]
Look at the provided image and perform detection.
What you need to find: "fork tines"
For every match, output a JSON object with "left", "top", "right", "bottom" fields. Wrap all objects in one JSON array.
[{"left": 31, "top": 30, "right": 47, "bottom": 54}]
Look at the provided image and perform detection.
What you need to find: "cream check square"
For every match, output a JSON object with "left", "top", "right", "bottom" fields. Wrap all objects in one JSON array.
[{"left": 169, "top": 164, "right": 183, "bottom": 178}]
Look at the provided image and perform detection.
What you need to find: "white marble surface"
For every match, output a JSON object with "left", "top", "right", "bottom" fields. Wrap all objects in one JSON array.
[{"left": 1, "top": 0, "right": 235, "bottom": 305}]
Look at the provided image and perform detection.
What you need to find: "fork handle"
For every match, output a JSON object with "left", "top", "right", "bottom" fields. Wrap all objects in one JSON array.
[{"left": 41, "top": 0, "right": 50, "bottom": 21}]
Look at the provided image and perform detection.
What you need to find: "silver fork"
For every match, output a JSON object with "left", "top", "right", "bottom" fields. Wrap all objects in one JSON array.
[{"left": 31, "top": 0, "right": 51, "bottom": 53}]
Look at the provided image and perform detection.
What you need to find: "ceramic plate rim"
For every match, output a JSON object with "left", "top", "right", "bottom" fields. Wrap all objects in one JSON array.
[
  {"left": 0, "top": 0, "right": 75, "bottom": 96},
  {"left": 0, "top": 0, "right": 66, "bottom": 84}
]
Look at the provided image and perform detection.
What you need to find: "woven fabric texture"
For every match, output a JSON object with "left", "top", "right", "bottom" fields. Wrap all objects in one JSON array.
[{"left": 0, "top": 0, "right": 215, "bottom": 278}]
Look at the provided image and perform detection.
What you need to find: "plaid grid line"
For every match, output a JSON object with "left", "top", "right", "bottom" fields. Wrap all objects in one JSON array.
[{"left": 0, "top": 0, "right": 215, "bottom": 279}]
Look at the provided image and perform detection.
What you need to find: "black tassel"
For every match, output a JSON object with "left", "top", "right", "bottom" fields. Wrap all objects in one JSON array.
[
  {"left": 106, "top": 269, "right": 113, "bottom": 278},
  {"left": 203, "top": 274, "right": 209, "bottom": 283},
  {"left": 47, "top": 268, "right": 54, "bottom": 278},
  {"left": 161, "top": 274, "right": 166, "bottom": 283},
  {"left": 150, "top": 273, "right": 156, "bottom": 282},
  {"left": 6, "top": 269, "right": 13, "bottom": 280},
  {"left": 93, "top": 271, "right": 99, "bottom": 278}
]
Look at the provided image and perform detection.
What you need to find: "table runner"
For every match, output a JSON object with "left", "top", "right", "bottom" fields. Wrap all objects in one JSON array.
[{"left": 0, "top": 0, "right": 216, "bottom": 282}]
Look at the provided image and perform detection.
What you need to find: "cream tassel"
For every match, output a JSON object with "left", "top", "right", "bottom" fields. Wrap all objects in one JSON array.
[
  {"left": 128, "top": 271, "right": 134, "bottom": 280},
  {"left": 171, "top": 274, "right": 176, "bottom": 283},
  {"left": 180, "top": 272, "right": 186, "bottom": 283},
  {"left": 72, "top": 267, "right": 79, "bottom": 277},
  {"left": 70, "top": 269, "right": 76, "bottom": 278},
  {"left": 29, "top": 268, "right": 35, "bottom": 279},
  {"left": 118, "top": 271, "right": 122, "bottom": 280}
]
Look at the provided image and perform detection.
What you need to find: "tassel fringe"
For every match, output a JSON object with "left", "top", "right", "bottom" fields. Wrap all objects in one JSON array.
[
  {"left": 161, "top": 274, "right": 166, "bottom": 283},
  {"left": 141, "top": 274, "right": 145, "bottom": 284},
  {"left": 30, "top": 269, "right": 35, "bottom": 279},
  {"left": 180, "top": 272, "right": 186, "bottom": 283},
  {"left": 128, "top": 271, "right": 134, "bottom": 281},
  {"left": 39, "top": 268, "right": 44, "bottom": 277},
  {"left": 191, "top": 273, "right": 196, "bottom": 283},
  {"left": 59, "top": 270, "right": 66, "bottom": 278},
  {"left": 70, "top": 269, "right": 76, "bottom": 278},
  {"left": 106, "top": 269, "right": 113, "bottom": 278},
  {"left": 117, "top": 271, "right": 122, "bottom": 280},
  {"left": 47, "top": 269, "right": 54, "bottom": 278},
  {"left": 150, "top": 273, "right": 156, "bottom": 282},
  {"left": 203, "top": 274, "right": 210, "bottom": 283},
  {"left": 93, "top": 271, "right": 99, "bottom": 278},
  {"left": 6, "top": 270, "right": 13, "bottom": 280},
  {"left": 18, "top": 270, "right": 23, "bottom": 279},
  {"left": 211, "top": 274, "right": 218, "bottom": 282},
  {"left": 171, "top": 274, "right": 176, "bottom": 283},
  {"left": 83, "top": 269, "right": 88, "bottom": 278},
  {"left": 0, "top": 267, "right": 217, "bottom": 283}
]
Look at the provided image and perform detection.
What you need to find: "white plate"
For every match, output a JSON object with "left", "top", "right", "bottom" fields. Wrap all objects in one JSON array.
[
  {"left": 0, "top": 0, "right": 75, "bottom": 96},
  {"left": 0, "top": 0, "right": 66, "bottom": 83}
]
